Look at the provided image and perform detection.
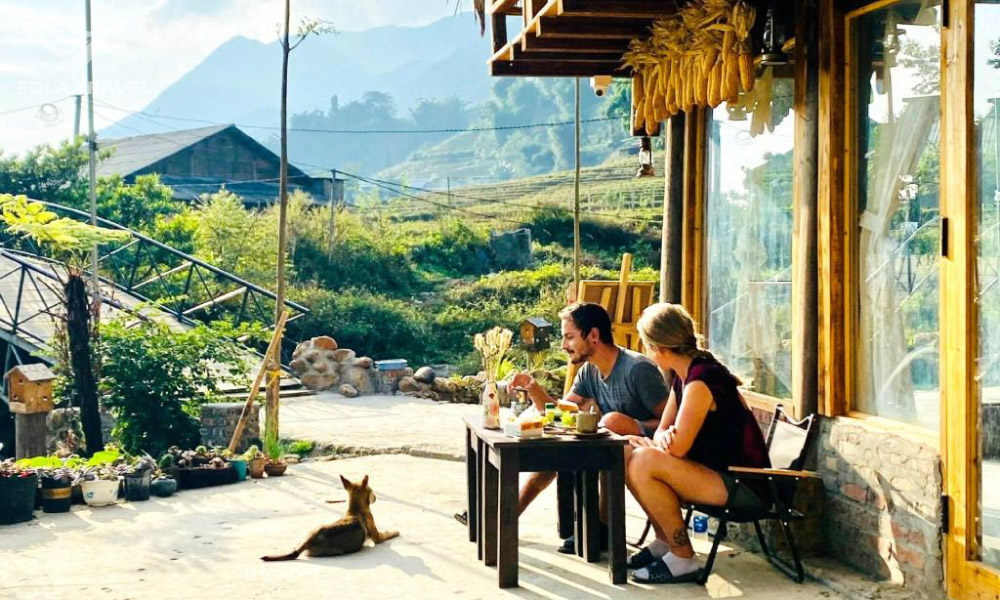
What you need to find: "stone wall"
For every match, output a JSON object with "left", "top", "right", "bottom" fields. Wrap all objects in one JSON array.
[
  {"left": 818, "top": 417, "right": 944, "bottom": 598},
  {"left": 200, "top": 403, "right": 259, "bottom": 453}
]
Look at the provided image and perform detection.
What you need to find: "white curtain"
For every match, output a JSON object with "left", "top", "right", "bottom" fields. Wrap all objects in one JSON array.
[{"left": 857, "top": 95, "right": 939, "bottom": 419}]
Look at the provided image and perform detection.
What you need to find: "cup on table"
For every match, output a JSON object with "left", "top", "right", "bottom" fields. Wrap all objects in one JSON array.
[{"left": 576, "top": 411, "right": 598, "bottom": 433}]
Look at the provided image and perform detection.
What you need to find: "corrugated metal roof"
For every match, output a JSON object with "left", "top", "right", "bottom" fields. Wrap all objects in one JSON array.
[{"left": 96, "top": 124, "right": 232, "bottom": 178}]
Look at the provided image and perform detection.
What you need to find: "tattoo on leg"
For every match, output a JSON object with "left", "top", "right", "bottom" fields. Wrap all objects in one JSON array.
[{"left": 672, "top": 526, "right": 690, "bottom": 547}]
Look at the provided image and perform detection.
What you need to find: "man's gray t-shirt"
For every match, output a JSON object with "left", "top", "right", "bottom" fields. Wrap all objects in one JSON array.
[{"left": 569, "top": 348, "right": 668, "bottom": 422}]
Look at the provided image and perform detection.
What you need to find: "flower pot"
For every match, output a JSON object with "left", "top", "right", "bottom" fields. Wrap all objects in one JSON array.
[
  {"left": 229, "top": 458, "right": 248, "bottom": 481},
  {"left": 248, "top": 457, "right": 266, "bottom": 479},
  {"left": 40, "top": 476, "right": 73, "bottom": 513},
  {"left": 123, "top": 472, "right": 152, "bottom": 502},
  {"left": 0, "top": 473, "right": 39, "bottom": 525},
  {"left": 150, "top": 478, "right": 177, "bottom": 498},
  {"left": 81, "top": 479, "right": 119, "bottom": 507},
  {"left": 177, "top": 466, "right": 238, "bottom": 490},
  {"left": 263, "top": 461, "right": 287, "bottom": 477}
]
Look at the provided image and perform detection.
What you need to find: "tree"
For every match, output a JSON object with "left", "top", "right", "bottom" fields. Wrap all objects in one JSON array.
[
  {"left": 273, "top": 3, "right": 334, "bottom": 440},
  {"left": 0, "top": 194, "right": 129, "bottom": 456}
]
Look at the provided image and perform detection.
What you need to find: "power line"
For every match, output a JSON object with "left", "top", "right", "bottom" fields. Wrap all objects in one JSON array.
[
  {"left": 0, "top": 96, "right": 74, "bottom": 117},
  {"left": 94, "top": 99, "right": 625, "bottom": 135}
]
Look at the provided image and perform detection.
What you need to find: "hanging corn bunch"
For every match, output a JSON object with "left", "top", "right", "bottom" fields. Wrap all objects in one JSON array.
[{"left": 623, "top": 0, "right": 763, "bottom": 124}]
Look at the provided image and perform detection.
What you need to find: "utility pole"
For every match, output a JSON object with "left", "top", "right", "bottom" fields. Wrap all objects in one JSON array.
[
  {"left": 573, "top": 77, "right": 582, "bottom": 297},
  {"left": 327, "top": 169, "right": 343, "bottom": 260},
  {"left": 73, "top": 94, "right": 82, "bottom": 140},
  {"left": 447, "top": 176, "right": 452, "bottom": 214},
  {"left": 84, "top": 0, "right": 99, "bottom": 293}
]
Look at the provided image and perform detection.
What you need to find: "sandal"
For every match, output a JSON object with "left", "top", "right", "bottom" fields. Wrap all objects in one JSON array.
[
  {"left": 626, "top": 547, "right": 658, "bottom": 570},
  {"left": 454, "top": 511, "right": 468, "bottom": 526},
  {"left": 630, "top": 558, "right": 703, "bottom": 584}
]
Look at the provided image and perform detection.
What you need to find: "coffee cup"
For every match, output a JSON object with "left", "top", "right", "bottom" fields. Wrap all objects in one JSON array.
[{"left": 576, "top": 411, "right": 598, "bottom": 433}]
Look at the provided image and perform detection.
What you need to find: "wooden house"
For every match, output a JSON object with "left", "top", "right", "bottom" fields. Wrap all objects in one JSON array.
[{"left": 474, "top": 0, "right": 999, "bottom": 597}]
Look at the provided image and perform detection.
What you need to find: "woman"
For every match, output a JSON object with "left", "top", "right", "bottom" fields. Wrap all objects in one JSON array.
[{"left": 625, "top": 303, "right": 770, "bottom": 584}]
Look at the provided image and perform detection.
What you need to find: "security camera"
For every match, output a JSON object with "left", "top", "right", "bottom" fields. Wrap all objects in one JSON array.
[{"left": 590, "top": 75, "right": 612, "bottom": 97}]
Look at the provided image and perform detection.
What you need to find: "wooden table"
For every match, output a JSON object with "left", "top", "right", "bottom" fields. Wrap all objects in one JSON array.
[{"left": 464, "top": 416, "right": 628, "bottom": 588}]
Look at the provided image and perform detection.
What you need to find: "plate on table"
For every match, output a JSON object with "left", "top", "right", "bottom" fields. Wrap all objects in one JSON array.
[{"left": 568, "top": 428, "right": 610, "bottom": 439}]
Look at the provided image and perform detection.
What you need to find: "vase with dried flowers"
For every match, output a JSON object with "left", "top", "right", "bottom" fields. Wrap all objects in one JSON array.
[{"left": 474, "top": 327, "right": 513, "bottom": 429}]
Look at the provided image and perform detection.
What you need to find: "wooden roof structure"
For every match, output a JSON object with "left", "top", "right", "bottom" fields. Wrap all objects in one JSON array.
[{"left": 483, "top": 0, "right": 680, "bottom": 77}]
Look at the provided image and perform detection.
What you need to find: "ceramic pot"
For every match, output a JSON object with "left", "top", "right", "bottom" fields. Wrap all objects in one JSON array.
[
  {"left": 150, "top": 478, "right": 177, "bottom": 498},
  {"left": 40, "top": 476, "right": 72, "bottom": 513},
  {"left": 248, "top": 457, "right": 266, "bottom": 479},
  {"left": 81, "top": 479, "right": 119, "bottom": 507},
  {"left": 264, "top": 461, "right": 287, "bottom": 477},
  {"left": 229, "top": 459, "right": 248, "bottom": 481},
  {"left": 481, "top": 379, "right": 500, "bottom": 429}
]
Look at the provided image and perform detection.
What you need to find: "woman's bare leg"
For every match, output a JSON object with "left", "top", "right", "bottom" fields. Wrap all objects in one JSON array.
[{"left": 627, "top": 447, "right": 728, "bottom": 558}]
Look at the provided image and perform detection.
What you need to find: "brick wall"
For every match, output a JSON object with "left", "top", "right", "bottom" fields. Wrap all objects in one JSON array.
[
  {"left": 200, "top": 403, "right": 259, "bottom": 452},
  {"left": 818, "top": 417, "right": 944, "bottom": 599}
]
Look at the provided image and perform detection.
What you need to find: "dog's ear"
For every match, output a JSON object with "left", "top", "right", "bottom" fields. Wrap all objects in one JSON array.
[
  {"left": 361, "top": 475, "right": 369, "bottom": 488},
  {"left": 340, "top": 475, "right": 352, "bottom": 490}
]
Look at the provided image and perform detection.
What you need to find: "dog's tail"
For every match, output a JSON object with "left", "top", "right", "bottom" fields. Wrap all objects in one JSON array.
[{"left": 261, "top": 544, "right": 306, "bottom": 562}]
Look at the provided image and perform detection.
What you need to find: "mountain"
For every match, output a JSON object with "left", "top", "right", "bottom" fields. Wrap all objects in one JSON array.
[{"left": 101, "top": 15, "right": 493, "bottom": 142}]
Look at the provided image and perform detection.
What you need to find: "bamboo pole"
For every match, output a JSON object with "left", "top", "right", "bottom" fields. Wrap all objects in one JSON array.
[{"left": 227, "top": 310, "right": 289, "bottom": 454}]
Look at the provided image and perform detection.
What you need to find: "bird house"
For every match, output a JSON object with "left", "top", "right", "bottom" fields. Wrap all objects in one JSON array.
[
  {"left": 519, "top": 317, "right": 553, "bottom": 353},
  {"left": 6, "top": 364, "right": 56, "bottom": 415}
]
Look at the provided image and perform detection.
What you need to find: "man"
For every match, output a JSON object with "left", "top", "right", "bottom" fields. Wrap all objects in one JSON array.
[{"left": 510, "top": 302, "right": 669, "bottom": 553}]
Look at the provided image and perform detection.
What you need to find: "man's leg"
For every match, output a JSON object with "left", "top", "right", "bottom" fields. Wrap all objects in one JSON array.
[
  {"left": 598, "top": 413, "right": 643, "bottom": 522},
  {"left": 518, "top": 471, "right": 557, "bottom": 516}
]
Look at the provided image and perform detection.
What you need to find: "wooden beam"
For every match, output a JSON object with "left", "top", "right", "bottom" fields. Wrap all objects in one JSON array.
[
  {"left": 521, "top": 36, "right": 630, "bottom": 53},
  {"left": 490, "top": 60, "right": 627, "bottom": 77},
  {"left": 492, "top": 12, "right": 508, "bottom": 53},
  {"left": 791, "top": 0, "right": 819, "bottom": 420},
  {"left": 680, "top": 108, "right": 708, "bottom": 328},
  {"left": 489, "top": 0, "right": 521, "bottom": 15},
  {"left": 510, "top": 45, "right": 623, "bottom": 62},
  {"left": 816, "top": 0, "right": 846, "bottom": 418},
  {"left": 535, "top": 16, "right": 653, "bottom": 39},
  {"left": 556, "top": 0, "right": 678, "bottom": 19},
  {"left": 660, "top": 114, "right": 685, "bottom": 304}
]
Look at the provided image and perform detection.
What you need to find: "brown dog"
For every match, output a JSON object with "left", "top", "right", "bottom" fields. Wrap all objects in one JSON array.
[{"left": 261, "top": 475, "right": 399, "bottom": 561}]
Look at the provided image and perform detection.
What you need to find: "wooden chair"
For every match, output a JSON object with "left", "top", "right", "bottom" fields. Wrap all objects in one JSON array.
[{"left": 635, "top": 405, "right": 818, "bottom": 583}]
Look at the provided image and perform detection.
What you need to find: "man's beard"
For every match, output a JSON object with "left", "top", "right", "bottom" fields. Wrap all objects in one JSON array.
[{"left": 569, "top": 346, "right": 594, "bottom": 365}]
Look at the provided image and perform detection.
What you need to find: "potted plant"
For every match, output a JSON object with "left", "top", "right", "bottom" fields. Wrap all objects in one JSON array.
[
  {"left": 122, "top": 455, "right": 155, "bottom": 502},
  {"left": 150, "top": 470, "right": 177, "bottom": 498},
  {"left": 79, "top": 466, "right": 120, "bottom": 507},
  {"left": 157, "top": 452, "right": 180, "bottom": 481},
  {"left": 263, "top": 433, "right": 288, "bottom": 477},
  {"left": 79, "top": 446, "right": 123, "bottom": 507},
  {"left": 244, "top": 444, "right": 266, "bottom": 479},
  {"left": 34, "top": 456, "right": 79, "bottom": 513},
  {"left": 221, "top": 447, "right": 248, "bottom": 481},
  {"left": 176, "top": 448, "right": 237, "bottom": 490},
  {"left": 0, "top": 455, "right": 39, "bottom": 525}
]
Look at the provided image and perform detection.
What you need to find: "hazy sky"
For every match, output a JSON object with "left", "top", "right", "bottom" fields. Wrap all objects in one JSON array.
[{"left": 0, "top": 0, "right": 463, "bottom": 153}]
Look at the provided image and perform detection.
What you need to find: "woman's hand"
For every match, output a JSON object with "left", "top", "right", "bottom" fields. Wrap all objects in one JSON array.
[
  {"left": 653, "top": 425, "right": 677, "bottom": 450},
  {"left": 627, "top": 435, "right": 653, "bottom": 448}
]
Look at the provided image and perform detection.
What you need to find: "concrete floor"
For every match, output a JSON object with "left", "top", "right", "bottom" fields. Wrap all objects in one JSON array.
[{"left": 1, "top": 454, "right": 842, "bottom": 600}]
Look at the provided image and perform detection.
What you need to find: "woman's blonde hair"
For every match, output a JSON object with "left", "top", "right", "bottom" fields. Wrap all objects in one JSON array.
[{"left": 636, "top": 303, "right": 710, "bottom": 357}]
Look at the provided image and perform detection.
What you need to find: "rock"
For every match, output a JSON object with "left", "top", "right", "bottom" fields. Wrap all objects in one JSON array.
[
  {"left": 398, "top": 377, "right": 421, "bottom": 393},
  {"left": 312, "top": 361, "right": 329, "bottom": 373},
  {"left": 289, "top": 358, "right": 308, "bottom": 374},
  {"left": 331, "top": 349, "right": 356, "bottom": 362},
  {"left": 432, "top": 378, "right": 458, "bottom": 394},
  {"left": 353, "top": 356, "right": 373, "bottom": 369},
  {"left": 301, "top": 371, "right": 340, "bottom": 391},
  {"left": 284, "top": 454, "right": 301, "bottom": 464},
  {"left": 341, "top": 367, "right": 375, "bottom": 394},
  {"left": 462, "top": 376, "right": 480, "bottom": 387},
  {"left": 338, "top": 384, "right": 359, "bottom": 398},
  {"left": 414, "top": 366, "right": 436, "bottom": 384},
  {"left": 312, "top": 336, "right": 337, "bottom": 351}
]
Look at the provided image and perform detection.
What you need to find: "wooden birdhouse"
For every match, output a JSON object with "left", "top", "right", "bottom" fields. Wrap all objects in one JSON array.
[
  {"left": 519, "top": 317, "right": 553, "bottom": 353},
  {"left": 6, "top": 364, "right": 56, "bottom": 415}
]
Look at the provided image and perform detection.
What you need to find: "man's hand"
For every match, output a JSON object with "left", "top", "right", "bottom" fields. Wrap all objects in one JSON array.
[{"left": 509, "top": 372, "right": 535, "bottom": 390}]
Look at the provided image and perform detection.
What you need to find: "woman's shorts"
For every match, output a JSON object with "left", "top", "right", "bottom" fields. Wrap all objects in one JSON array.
[{"left": 717, "top": 470, "right": 769, "bottom": 512}]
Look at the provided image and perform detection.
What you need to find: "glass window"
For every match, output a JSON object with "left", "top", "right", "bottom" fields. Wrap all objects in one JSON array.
[
  {"left": 706, "top": 68, "right": 795, "bottom": 398},
  {"left": 851, "top": 0, "right": 941, "bottom": 428},
  {"left": 974, "top": 0, "right": 1000, "bottom": 569}
]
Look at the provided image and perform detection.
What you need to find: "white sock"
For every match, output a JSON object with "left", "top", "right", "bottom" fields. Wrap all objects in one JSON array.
[
  {"left": 662, "top": 551, "right": 700, "bottom": 576},
  {"left": 646, "top": 539, "right": 670, "bottom": 557}
]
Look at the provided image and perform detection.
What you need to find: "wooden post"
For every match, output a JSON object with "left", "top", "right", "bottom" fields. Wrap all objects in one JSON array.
[
  {"left": 14, "top": 414, "right": 47, "bottom": 459},
  {"left": 660, "top": 114, "right": 686, "bottom": 304},
  {"left": 792, "top": 0, "right": 820, "bottom": 419},
  {"left": 227, "top": 311, "right": 289, "bottom": 453},
  {"left": 612, "top": 253, "right": 633, "bottom": 347}
]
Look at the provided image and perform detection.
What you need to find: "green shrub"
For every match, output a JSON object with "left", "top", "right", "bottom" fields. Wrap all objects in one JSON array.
[
  {"left": 408, "top": 220, "right": 492, "bottom": 277},
  {"left": 98, "top": 318, "right": 254, "bottom": 457}
]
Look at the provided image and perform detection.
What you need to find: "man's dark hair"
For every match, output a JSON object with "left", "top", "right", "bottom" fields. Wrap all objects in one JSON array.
[{"left": 558, "top": 302, "right": 614, "bottom": 344}]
